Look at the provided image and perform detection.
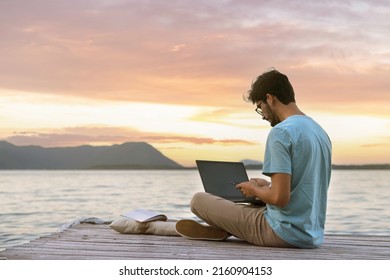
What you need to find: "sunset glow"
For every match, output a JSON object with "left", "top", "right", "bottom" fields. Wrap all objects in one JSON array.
[{"left": 1, "top": 0, "right": 389, "bottom": 166}]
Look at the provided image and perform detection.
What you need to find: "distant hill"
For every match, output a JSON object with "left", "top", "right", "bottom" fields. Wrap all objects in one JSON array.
[
  {"left": 332, "top": 164, "right": 390, "bottom": 170},
  {"left": 0, "top": 141, "right": 183, "bottom": 169},
  {"left": 241, "top": 159, "right": 263, "bottom": 169},
  {"left": 1, "top": 141, "right": 388, "bottom": 170},
  {"left": 239, "top": 159, "right": 390, "bottom": 170}
]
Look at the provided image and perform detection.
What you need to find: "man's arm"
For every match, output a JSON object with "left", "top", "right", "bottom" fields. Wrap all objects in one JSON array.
[{"left": 236, "top": 173, "right": 291, "bottom": 208}]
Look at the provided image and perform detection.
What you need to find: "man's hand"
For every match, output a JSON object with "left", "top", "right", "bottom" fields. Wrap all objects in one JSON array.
[
  {"left": 236, "top": 174, "right": 291, "bottom": 208},
  {"left": 236, "top": 178, "right": 270, "bottom": 197}
]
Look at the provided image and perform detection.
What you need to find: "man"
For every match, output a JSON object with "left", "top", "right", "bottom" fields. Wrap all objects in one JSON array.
[{"left": 176, "top": 69, "right": 332, "bottom": 248}]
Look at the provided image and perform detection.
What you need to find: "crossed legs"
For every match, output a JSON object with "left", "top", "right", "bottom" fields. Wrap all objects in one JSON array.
[{"left": 190, "top": 192, "right": 293, "bottom": 247}]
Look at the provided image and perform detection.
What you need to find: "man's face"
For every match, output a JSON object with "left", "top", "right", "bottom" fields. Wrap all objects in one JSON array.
[{"left": 255, "top": 97, "right": 278, "bottom": 127}]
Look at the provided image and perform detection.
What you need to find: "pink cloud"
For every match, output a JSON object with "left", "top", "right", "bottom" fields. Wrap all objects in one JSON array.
[
  {"left": 3, "top": 126, "right": 256, "bottom": 147},
  {"left": 0, "top": 0, "right": 388, "bottom": 111}
]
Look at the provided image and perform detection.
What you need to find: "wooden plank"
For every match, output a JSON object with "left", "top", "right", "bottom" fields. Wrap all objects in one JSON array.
[
  {"left": 1, "top": 223, "right": 389, "bottom": 260},
  {"left": 0, "top": 235, "right": 384, "bottom": 258}
]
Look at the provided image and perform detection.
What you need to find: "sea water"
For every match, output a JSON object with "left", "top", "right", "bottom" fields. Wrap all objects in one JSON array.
[{"left": 1, "top": 169, "right": 389, "bottom": 251}]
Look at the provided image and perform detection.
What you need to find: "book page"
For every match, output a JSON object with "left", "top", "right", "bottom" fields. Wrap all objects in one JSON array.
[{"left": 121, "top": 209, "right": 167, "bottom": 222}]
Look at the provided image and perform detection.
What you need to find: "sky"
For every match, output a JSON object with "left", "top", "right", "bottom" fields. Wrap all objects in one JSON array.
[{"left": 0, "top": 0, "right": 389, "bottom": 167}]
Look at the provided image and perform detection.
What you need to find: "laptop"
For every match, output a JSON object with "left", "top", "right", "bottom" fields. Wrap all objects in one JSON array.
[{"left": 196, "top": 160, "right": 265, "bottom": 206}]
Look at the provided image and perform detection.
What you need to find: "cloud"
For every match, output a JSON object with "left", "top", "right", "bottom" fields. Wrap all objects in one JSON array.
[
  {"left": 0, "top": 0, "right": 389, "bottom": 110},
  {"left": 361, "top": 136, "right": 390, "bottom": 148},
  {"left": 3, "top": 129, "right": 131, "bottom": 147},
  {"left": 3, "top": 126, "right": 256, "bottom": 147},
  {"left": 142, "top": 135, "right": 255, "bottom": 145},
  {"left": 361, "top": 143, "right": 390, "bottom": 148}
]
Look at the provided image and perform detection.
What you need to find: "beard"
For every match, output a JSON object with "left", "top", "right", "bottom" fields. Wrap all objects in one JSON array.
[{"left": 263, "top": 106, "right": 280, "bottom": 127}]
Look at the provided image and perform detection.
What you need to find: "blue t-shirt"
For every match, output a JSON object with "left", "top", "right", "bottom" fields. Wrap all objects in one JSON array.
[{"left": 263, "top": 115, "right": 332, "bottom": 248}]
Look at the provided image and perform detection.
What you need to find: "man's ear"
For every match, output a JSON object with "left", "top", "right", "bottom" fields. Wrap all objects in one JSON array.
[{"left": 267, "top": 94, "right": 278, "bottom": 106}]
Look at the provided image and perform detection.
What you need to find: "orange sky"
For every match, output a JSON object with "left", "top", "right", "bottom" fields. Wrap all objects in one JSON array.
[{"left": 0, "top": 0, "right": 389, "bottom": 166}]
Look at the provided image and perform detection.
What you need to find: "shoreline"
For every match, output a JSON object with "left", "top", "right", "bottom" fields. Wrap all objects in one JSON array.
[{"left": 0, "top": 164, "right": 389, "bottom": 170}]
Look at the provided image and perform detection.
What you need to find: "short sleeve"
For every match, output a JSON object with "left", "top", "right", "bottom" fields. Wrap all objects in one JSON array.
[{"left": 262, "top": 127, "right": 292, "bottom": 176}]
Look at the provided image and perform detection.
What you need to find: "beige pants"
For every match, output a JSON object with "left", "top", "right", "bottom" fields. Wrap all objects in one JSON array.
[{"left": 190, "top": 192, "right": 294, "bottom": 247}]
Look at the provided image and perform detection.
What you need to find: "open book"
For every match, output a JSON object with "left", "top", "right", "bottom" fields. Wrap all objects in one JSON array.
[{"left": 121, "top": 209, "right": 167, "bottom": 223}]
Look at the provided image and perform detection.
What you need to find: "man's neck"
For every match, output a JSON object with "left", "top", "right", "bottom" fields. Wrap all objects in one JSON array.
[{"left": 278, "top": 102, "right": 305, "bottom": 122}]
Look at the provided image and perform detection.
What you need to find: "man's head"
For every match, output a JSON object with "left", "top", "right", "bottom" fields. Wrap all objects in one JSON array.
[
  {"left": 245, "top": 69, "right": 297, "bottom": 127},
  {"left": 245, "top": 69, "right": 295, "bottom": 105}
]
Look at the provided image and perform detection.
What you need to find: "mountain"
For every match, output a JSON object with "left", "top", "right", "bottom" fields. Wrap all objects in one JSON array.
[
  {"left": 241, "top": 159, "right": 263, "bottom": 169},
  {"left": 0, "top": 141, "right": 183, "bottom": 169}
]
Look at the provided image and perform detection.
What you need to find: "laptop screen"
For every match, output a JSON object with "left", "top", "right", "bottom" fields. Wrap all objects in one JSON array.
[{"left": 196, "top": 160, "right": 250, "bottom": 201}]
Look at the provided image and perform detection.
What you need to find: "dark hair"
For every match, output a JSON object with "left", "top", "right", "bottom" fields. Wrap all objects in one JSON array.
[{"left": 245, "top": 68, "right": 295, "bottom": 105}]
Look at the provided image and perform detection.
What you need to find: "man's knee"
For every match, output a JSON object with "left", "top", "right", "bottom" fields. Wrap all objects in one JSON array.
[{"left": 190, "top": 192, "right": 208, "bottom": 213}]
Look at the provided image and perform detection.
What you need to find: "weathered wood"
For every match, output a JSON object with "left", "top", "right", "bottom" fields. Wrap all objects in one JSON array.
[{"left": 0, "top": 223, "right": 389, "bottom": 260}]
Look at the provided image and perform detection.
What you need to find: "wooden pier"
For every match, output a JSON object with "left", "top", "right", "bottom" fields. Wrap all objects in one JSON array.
[{"left": 1, "top": 222, "right": 389, "bottom": 260}]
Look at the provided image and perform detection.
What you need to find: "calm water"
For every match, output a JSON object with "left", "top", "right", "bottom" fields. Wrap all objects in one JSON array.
[{"left": 1, "top": 170, "right": 389, "bottom": 251}]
